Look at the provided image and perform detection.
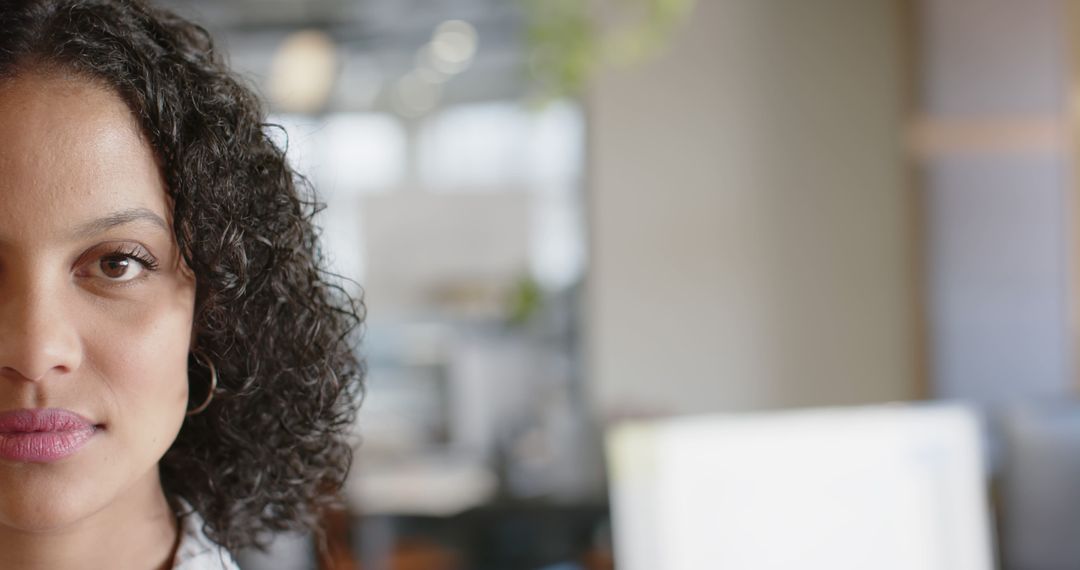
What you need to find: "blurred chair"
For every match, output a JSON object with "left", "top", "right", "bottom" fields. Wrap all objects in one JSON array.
[
  {"left": 235, "top": 531, "right": 316, "bottom": 570},
  {"left": 606, "top": 405, "right": 995, "bottom": 570},
  {"left": 1000, "top": 405, "right": 1080, "bottom": 570}
]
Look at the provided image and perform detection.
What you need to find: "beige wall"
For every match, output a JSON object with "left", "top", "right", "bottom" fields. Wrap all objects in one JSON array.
[{"left": 586, "top": 0, "right": 917, "bottom": 416}]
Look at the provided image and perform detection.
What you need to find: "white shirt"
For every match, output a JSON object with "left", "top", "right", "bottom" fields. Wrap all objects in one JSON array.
[{"left": 172, "top": 508, "right": 240, "bottom": 570}]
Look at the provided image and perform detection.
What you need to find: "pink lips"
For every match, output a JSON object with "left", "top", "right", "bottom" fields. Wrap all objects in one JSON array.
[{"left": 0, "top": 409, "right": 98, "bottom": 463}]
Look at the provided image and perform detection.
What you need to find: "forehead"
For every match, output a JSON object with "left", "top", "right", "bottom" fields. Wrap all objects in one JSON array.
[{"left": 0, "top": 70, "right": 167, "bottom": 243}]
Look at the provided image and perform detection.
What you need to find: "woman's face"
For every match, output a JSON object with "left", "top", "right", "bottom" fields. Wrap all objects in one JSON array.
[{"left": 0, "top": 71, "right": 196, "bottom": 531}]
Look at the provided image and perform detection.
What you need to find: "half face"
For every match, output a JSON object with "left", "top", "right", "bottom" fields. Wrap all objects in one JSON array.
[{"left": 0, "top": 70, "right": 196, "bottom": 531}]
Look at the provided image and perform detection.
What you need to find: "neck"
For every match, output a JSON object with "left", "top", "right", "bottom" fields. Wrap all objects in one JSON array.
[{"left": 0, "top": 469, "right": 179, "bottom": 570}]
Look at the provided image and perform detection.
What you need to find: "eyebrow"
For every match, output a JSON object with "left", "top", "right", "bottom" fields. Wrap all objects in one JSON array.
[{"left": 71, "top": 207, "right": 169, "bottom": 239}]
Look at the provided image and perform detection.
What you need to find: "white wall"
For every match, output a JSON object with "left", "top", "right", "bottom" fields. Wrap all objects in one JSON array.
[
  {"left": 586, "top": 0, "right": 917, "bottom": 416},
  {"left": 916, "top": 0, "right": 1074, "bottom": 405}
]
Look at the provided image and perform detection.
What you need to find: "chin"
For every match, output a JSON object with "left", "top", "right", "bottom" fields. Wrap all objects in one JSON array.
[
  {"left": 0, "top": 478, "right": 105, "bottom": 533},
  {"left": 0, "top": 427, "right": 173, "bottom": 535}
]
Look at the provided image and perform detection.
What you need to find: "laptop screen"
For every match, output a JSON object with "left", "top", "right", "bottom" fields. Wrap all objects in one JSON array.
[{"left": 606, "top": 405, "right": 994, "bottom": 570}]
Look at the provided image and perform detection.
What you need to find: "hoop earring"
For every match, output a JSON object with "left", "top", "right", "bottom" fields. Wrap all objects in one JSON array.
[{"left": 187, "top": 351, "right": 217, "bottom": 416}]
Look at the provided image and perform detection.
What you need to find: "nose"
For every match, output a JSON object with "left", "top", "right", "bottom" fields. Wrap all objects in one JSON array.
[{"left": 0, "top": 276, "right": 83, "bottom": 382}]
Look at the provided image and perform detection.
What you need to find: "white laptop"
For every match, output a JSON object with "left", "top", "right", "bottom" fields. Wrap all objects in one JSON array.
[{"left": 606, "top": 404, "right": 995, "bottom": 570}]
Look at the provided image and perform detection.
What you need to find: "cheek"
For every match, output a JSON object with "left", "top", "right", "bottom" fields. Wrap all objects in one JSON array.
[{"left": 83, "top": 284, "right": 194, "bottom": 442}]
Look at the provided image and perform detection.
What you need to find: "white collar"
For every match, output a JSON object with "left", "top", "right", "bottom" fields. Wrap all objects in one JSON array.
[{"left": 172, "top": 507, "right": 240, "bottom": 570}]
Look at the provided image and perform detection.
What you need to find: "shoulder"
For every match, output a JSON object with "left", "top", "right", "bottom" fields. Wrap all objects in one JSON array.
[{"left": 173, "top": 507, "right": 241, "bottom": 570}]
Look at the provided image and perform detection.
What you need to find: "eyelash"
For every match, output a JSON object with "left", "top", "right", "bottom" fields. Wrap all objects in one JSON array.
[
  {"left": 102, "top": 245, "right": 160, "bottom": 272},
  {"left": 77, "top": 243, "right": 161, "bottom": 289}
]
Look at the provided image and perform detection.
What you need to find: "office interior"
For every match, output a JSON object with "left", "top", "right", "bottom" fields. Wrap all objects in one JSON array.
[{"left": 155, "top": 0, "right": 1080, "bottom": 568}]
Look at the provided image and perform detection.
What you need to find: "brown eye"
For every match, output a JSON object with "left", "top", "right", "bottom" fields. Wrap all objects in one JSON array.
[
  {"left": 94, "top": 255, "right": 145, "bottom": 282},
  {"left": 100, "top": 257, "right": 130, "bottom": 279},
  {"left": 74, "top": 244, "right": 158, "bottom": 286}
]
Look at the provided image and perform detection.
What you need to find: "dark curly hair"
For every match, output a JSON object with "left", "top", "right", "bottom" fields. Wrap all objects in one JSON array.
[{"left": 0, "top": 0, "right": 366, "bottom": 552}]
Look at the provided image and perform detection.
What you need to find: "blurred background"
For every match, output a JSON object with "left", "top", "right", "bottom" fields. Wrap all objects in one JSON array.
[{"left": 156, "top": 0, "right": 1080, "bottom": 568}]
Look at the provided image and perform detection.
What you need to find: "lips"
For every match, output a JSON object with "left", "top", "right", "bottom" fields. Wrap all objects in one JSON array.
[{"left": 0, "top": 409, "right": 99, "bottom": 463}]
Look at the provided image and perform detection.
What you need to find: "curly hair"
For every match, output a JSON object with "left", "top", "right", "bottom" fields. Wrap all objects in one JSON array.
[{"left": 0, "top": 0, "right": 366, "bottom": 552}]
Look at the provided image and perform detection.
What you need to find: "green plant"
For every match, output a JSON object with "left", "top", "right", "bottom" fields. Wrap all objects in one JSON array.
[{"left": 524, "top": 0, "right": 697, "bottom": 100}]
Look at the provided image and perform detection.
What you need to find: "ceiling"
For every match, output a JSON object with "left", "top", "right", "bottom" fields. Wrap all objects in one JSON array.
[{"left": 156, "top": 0, "right": 531, "bottom": 114}]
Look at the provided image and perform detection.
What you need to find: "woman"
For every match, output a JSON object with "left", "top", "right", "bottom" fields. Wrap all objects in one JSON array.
[{"left": 0, "top": 0, "right": 365, "bottom": 568}]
